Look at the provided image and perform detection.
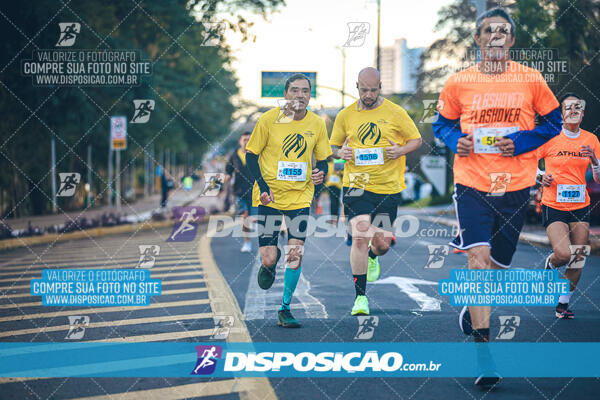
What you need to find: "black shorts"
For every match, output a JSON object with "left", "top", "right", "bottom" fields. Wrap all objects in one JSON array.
[
  {"left": 257, "top": 205, "right": 310, "bottom": 247},
  {"left": 342, "top": 188, "right": 400, "bottom": 231},
  {"left": 451, "top": 183, "right": 529, "bottom": 268},
  {"left": 542, "top": 205, "right": 590, "bottom": 228}
]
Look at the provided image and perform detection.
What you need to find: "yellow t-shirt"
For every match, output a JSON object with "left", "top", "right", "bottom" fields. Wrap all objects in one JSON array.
[
  {"left": 330, "top": 99, "right": 421, "bottom": 194},
  {"left": 325, "top": 160, "right": 343, "bottom": 189},
  {"left": 237, "top": 148, "right": 246, "bottom": 165},
  {"left": 246, "top": 108, "right": 333, "bottom": 210}
]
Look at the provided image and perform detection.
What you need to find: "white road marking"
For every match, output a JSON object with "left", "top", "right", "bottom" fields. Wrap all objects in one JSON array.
[
  {"left": 373, "top": 276, "right": 441, "bottom": 311},
  {"left": 416, "top": 240, "right": 435, "bottom": 246},
  {"left": 243, "top": 255, "right": 327, "bottom": 320}
]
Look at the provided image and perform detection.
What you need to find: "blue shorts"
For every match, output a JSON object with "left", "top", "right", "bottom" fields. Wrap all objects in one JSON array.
[
  {"left": 450, "top": 184, "right": 530, "bottom": 268},
  {"left": 236, "top": 197, "right": 256, "bottom": 215}
]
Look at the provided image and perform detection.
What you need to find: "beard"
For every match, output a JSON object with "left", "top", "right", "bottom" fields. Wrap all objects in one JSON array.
[{"left": 362, "top": 98, "right": 377, "bottom": 107}]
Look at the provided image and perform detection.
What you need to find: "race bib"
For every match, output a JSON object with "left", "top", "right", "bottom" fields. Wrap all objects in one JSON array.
[
  {"left": 327, "top": 175, "right": 341, "bottom": 184},
  {"left": 556, "top": 184, "right": 586, "bottom": 203},
  {"left": 277, "top": 161, "right": 307, "bottom": 181},
  {"left": 473, "top": 126, "right": 519, "bottom": 154},
  {"left": 354, "top": 148, "right": 384, "bottom": 166}
]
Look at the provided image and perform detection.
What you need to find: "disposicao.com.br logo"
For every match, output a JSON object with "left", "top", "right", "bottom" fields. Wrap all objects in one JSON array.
[{"left": 219, "top": 350, "right": 441, "bottom": 374}]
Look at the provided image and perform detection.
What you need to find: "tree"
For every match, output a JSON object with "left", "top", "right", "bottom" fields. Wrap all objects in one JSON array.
[
  {"left": 418, "top": 0, "right": 600, "bottom": 138},
  {"left": 0, "top": 0, "right": 284, "bottom": 217}
]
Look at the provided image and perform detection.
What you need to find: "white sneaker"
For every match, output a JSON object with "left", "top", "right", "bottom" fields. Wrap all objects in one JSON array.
[
  {"left": 544, "top": 253, "right": 554, "bottom": 270},
  {"left": 241, "top": 241, "right": 252, "bottom": 253}
]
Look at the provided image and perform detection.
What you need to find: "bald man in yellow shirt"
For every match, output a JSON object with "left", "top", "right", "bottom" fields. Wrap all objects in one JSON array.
[{"left": 330, "top": 67, "right": 422, "bottom": 316}]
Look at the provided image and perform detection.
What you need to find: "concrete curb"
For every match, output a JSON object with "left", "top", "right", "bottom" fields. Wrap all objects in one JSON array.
[
  {"left": 0, "top": 219, "right": 175, "bottom": 251},
  {"left": 0, "top": 213, "right": 219, "bottom": 251},
  {"left": 0, "top": 192, "right": 217, "bottom": 251},
  {"left": 417, "top": 214, "right": 600, "bottom": 254}
]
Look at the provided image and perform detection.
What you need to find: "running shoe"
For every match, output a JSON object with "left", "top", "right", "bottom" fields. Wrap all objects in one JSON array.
[
  {"left": 459, "top": 305, "right": 474, "bottom": 335},
  {"left": 544, "top": 253, "right": 554, "bottom": 270},
  {"left": 278, "top": 309, "right": 301, "bottom": 328},
  {"left": 346, "top": 233, "right": 352, "bottom": 246},
  {"left": 240, "top": 241, "right": 252, "bottom": 253},
  {"left": 475, "top": 373, "right": 501, "bottom": 387},
  {"left": 351, "top": 295, "right": 370, "bottom": 315},
  {"left": 257, "top": 248, "right": 281, "bottom": 290},
  {"left": 367, "top": 242, "right": 380, "bottom": 282},
  {"left": 555, "top": 302, "right": 574, "bottom": 319},
  {"left": 390, "top": 234, "right": 397, "bottom": 246}
]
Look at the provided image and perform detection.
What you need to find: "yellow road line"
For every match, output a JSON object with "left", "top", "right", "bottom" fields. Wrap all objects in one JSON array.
[
  {"left": 0, "top": 263, "right": 202, "bottom": 276},
  {"left": 0, "top": 220, "right": 176, "bottom": 251},
  {"left": 71, "top": 379, "right": 241, "bottom": 400},
  {"left": 0, "top": 270, "right": 202, "bottom": 283},
  {"left": 0, "top": 287, "right": 208, "bottom": 307},
  {"left": 0, "top": 312, "right": 212, "bottom": 338},
  {"left": 0, "top": 298, "right": 210, "bottom": 322},
  {"left": 0, "top": 222, "right": 276, "bottom": 399},
  {"left": 0, "top": 263, "right": 202, "bottom": 282},
  {"left": 198, "top": 225, "right": 277, "bottom": 399},
  {"left": 88, "top": 328, "right": 216, "bottom": 342},
  {"left": 0, "top": 277, "right": 207, "bottom": 291}
]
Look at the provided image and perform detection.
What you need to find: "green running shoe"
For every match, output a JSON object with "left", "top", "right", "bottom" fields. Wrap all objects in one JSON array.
[
  {"left": 257, "top": 248, "right": 281, "bottom": 290},
  {"left": 278, "top": 308, "right": 301, "bottom": 328},
  {"left": 351, "top": 295, "right": 370, "bottom": 315},
  {"left": 367, "top": 245, "right": 380, "bottom": 282}
]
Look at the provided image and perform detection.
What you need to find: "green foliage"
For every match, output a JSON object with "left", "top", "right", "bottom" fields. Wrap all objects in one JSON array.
[
  {"left": 418, "top": 0, "right": 600, "bottom": 113},
  {"left": 0, "top": 0, "right": 283, "bottom": 216}
]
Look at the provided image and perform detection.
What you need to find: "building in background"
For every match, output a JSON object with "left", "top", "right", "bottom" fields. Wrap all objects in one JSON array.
[{"left": 377, "top": 38, "right": 423, "bottom": 95}]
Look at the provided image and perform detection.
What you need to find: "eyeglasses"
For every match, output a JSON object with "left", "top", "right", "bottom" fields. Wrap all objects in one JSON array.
[{"left": 564, "top": 104, "right": 584, "bottom": 112}]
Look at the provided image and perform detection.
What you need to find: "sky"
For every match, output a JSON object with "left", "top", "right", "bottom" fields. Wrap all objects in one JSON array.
[{"left": 224, "top": 0, "right": 454, "bottom": 108}]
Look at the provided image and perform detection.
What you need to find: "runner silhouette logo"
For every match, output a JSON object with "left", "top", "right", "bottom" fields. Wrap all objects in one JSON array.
[
  {"left": 192, "top": 345, "right": 222, "bottom": 375},
  {"left": 56, "top": 23, "right": 80, "bottom": 47},
  {"left": 168, "top": 207, "right": 204, "bottom": 242},
  {"left": 57, "top": 173, "right": 81, "bottom": 197},
  {"left": 419, "top": 100, "right": 443, "bottom": 124},
  {"left": 211, "top": 316, "right": 234, "bottom": 340},
  {"left": 344, "top": 22, "right": 370, "bottom": 47},
  {"left": 65, "top": 316, "right": 89, "bottom": 340},
  {"left": 354, "top": 316, "right": 378, "bottom": 340},
  {"left": 425, "top": 245, "right": 449, "bottom": 269},
  {"left": 496, "top": 315, "right": 520, "bottom": 340},
  {"left": 131, "top": 100, "right": 155, "bottom": 123},
  {"left": 137, "top": 245, "right": 160, "bottom": 269}
]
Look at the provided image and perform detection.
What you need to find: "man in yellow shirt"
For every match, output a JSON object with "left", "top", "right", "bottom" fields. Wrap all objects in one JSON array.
[
  {"left": 325, "top": 158, "right": 344, "bottom": 223},
  {"left": 330, "top": 67, "right": 422, "bottom": 315},
  {"left": 246, "top": 74, "right": 332, "bottom": 328}
]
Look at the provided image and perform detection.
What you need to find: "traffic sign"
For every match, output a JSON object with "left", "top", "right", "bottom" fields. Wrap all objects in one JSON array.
[
  {"left": 261, "top": 71, "right": 317, "bottom": 98},
  {"left": 420, "top": 155, "right": 446, "bottom": 195},
  {"left": 110, "top": 116, "right": 127, "bottom": 150}
]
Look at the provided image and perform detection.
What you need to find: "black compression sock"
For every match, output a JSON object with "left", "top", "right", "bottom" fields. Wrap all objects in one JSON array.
[
  {"left": 353, "top": 274, "right": 367, "bottom": 297},
  {"left": 473, "top": 328, "right": 490, "bottom": 342},
  {"left": 368, "top": 247, "right": 377, "bottom": 259}
]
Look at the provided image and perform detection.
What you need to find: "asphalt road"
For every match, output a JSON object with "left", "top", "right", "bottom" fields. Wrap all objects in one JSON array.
[
  {"left": 0, "top": 209, "right": 599, "bottom": 399},
  {"left": 213, "top": 212, "right": 600, "bottom": 400}
]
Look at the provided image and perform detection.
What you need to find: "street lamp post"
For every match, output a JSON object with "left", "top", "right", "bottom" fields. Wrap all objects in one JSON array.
[
  {"left": 376, "top": 0, "right": 381, "bottom": 71},
  {"left": 470, "top": 0, "right": 486, "bottom": 18},
  {"left": 51, "top": 138, "right": 57, "bottom": 213}
]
